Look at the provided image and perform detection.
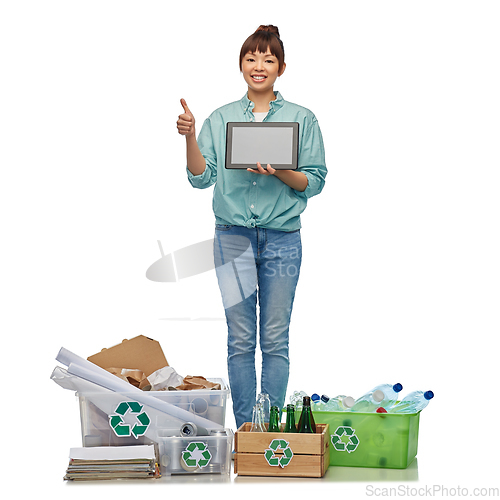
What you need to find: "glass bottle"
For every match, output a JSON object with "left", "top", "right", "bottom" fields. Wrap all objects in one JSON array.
[
  {"left": 298, "top": 403, "right": 314, "bottom": 434},
  {"left": 283, "top": 404, "right": 297, "bottom": 433},
  {"left": 298, "top": 396, "right": 316, "bottom": 433},
  {"left": 257, "top": 393, "right": 271, "bottom": 423},
  {"left": 250, "top": 403, "right": 265, "bottom": 432},
  {"left": 267, "top": 406, "right": 281, "bottom": 432}
]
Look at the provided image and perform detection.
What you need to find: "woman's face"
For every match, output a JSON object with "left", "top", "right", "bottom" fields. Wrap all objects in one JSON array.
[{"left": 241, "top": 49, "right": 285, "bottom": 94}]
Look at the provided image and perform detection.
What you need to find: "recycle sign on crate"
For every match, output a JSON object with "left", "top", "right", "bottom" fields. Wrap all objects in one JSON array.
[{"left": 264, "top": 439, "right": 294, "bottom": 468}]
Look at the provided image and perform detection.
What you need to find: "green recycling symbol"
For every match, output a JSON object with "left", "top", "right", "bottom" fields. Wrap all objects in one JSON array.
[
  {"left": 331, "top": 425, "right": 360, "bottom": 453},
  {"left": 181, "top": 442, "right": 212, "bottom": 468},
  {"left": 109, "top": 401, "right": 151, "bottom": 439},
  {"left": 264, "top": 439, "right": 294, "bottom": 468}
]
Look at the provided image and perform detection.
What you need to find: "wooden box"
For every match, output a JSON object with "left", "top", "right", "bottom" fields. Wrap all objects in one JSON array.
[{"left": 234, "top": 423, "right": 330, "bottom": 478}]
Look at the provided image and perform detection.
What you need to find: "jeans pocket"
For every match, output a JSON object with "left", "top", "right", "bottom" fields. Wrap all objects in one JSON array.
[{"left": 215, "top": 224, "right": 234, "bottom": 231}]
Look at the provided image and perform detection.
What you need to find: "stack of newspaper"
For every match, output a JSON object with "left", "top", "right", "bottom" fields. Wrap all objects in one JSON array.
[{"left": 64, "top": 445, "right": 160, "bottom": 481}]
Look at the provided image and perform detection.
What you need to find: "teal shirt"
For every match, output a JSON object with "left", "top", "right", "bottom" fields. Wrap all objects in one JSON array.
[{"left": 187, "top": 92, "right": 327, "bottom": 231}]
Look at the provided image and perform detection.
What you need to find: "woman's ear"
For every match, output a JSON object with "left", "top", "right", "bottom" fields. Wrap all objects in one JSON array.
[{"left": 279, "top": 62, "right": 286, "bottom": 77}]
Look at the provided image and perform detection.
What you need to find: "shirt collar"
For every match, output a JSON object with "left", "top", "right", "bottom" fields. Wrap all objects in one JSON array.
[{"left": 240, "top": 91, "right": 284, "bottom": 114}]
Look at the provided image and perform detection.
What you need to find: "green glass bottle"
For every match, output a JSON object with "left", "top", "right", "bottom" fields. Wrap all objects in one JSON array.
[
  {"left": 284, "top": 404, "right": 297, "bottom": 433},
  {"left": 298, "top": 405, "right": 314, "bottom": 433},
  {"left": 267, "top": 405, "right": 281, "bottom": 432},
  {"left": 298, "top": 396, "right": 316, "bottom": 433}
]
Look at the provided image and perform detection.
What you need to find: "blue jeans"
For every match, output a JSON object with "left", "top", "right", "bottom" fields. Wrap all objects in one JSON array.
[{"left": 214, "top": 225, "right": 302, "bottom": 429}]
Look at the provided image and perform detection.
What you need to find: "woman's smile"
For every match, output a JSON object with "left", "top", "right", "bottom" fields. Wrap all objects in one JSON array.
[{"left": 251, "top": 74, "right": 267, "bottom": 83}]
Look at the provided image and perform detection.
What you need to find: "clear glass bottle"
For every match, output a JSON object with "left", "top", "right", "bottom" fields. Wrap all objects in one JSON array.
[
  {"left": 257, "top": 393, "right": 271, "bottom": 423},
  {"left": 267, "top": 406, "right": 281, "bottom": 432},
  {"left": 250, "top": 403, "right": 266, "bottom": 432}
]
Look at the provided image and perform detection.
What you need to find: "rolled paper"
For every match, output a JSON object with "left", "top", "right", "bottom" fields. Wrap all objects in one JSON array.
[
  {"left": 55, "top": 347, "right": 222, "bottom": 430},
  {"left": 51, "top": 366, "right": 185, "bottom": 441}
]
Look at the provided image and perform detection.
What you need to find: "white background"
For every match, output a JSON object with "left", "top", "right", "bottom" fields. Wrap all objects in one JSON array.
[{"left": 1, "top": 1, "right": 499, "bottom": 498}]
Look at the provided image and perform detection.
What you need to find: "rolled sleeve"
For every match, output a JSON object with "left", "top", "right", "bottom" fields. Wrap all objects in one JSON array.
[
  {"left": 294, "top": 117, "right": 327, "bottom": 199},
  {"left": 186, "top": 118, "right": 217, "bottom": 189}
]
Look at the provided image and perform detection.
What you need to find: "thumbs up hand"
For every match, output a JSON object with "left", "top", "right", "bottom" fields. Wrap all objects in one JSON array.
[{"left": 177, "top": 98, "right": 196, "bottom": 137}]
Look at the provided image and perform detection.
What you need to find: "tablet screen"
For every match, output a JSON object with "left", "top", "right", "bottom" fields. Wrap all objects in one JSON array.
[{"left": 226, "top": 122, "right": 299, "bottom": 169}]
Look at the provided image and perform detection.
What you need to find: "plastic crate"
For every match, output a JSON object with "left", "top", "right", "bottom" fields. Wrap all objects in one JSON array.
[
  {"left": 156, "top": 430, "right": 233, "bottom": 475},
  {"left": 75, "top": 378, "right": 232, "bottom": 475},
  {"left": 312, "top": 410, "right": 420, "bottom": 469}
]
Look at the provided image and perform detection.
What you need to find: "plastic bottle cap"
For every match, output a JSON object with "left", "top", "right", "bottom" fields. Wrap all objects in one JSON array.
[
  {"left": 393, "top": 383, "right": 403, "bottom": 393},
  {"left": 321, "top": 395, "right": 330, "bottom": 403},
  {"left": 373, "top": 390, "right": 384, "bottom": 402},
  {"left": 424, "top": 390, "right": 434, "bottom": 400},
  {"left": 376, "top": 407, "right": 387, "bottom": 413},
  {"left": 343, "top": 396, "right": 355, "bottom": 408},
  {"left": 311, "top": 393, "right": 320, "bottom": 401}
]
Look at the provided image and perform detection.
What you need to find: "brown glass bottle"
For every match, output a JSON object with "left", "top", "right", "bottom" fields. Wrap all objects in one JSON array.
[{"left": 298, "top": 396, "right": 316, "bottom": 433}]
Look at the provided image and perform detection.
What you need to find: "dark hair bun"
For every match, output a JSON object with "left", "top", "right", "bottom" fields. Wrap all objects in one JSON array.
[{"left": 255, "top": 25, "right": 280, "bottom": 38}]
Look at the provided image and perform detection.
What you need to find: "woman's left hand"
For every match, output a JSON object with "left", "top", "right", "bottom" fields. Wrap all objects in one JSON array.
[{"left": 247, "top": 162, "right": 276, "bottom": 175}]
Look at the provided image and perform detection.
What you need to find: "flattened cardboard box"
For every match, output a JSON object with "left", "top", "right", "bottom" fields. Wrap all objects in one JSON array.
[{"left": 87, "top": 335, "right": 168, "bottom": 377}]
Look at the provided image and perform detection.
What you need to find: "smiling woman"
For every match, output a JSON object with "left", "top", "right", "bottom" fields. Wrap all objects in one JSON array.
[
  {"left": 176, "top": 24, "right": 327, "bottom": 429},
  {"left": 239, "top": 26, "right": 286, "bottom": 113}
]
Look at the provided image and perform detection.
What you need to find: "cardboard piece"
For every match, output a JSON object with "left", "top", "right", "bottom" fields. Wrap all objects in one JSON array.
[
  {"left": 176, "top": 375, "right": 221, "bottom": 391},
  {"left": 104, "top": 368, "right": 147, "bottom": 388},
  {"left": 87, "top": 336, "right": 168, "bottom": 377}
]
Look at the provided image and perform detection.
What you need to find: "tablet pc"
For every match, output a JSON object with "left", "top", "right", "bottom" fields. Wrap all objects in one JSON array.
[{"left": 225, "top": 122, "right": 299, "bottom": 170}]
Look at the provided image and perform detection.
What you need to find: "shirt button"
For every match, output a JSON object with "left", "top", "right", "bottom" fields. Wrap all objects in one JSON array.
[
  {"left": 250, "top": 204, "right": 254, "bottom": 209},
  {"left": 253, "top": 182, "right": 257, "bottom": 186}
]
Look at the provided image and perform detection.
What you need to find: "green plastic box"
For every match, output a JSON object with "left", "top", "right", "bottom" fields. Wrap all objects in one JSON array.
[{"left": 311, "top": 410, "right": 421, "bottom": 469}]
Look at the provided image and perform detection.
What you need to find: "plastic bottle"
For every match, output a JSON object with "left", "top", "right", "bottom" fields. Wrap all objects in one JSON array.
[
  {"left": 350, "top": 389, "right": 385, "bottom": 412},
  {"left": 387, "top": 390, "right": 434, "bottom": 413},
  {"left": 370, "top": 383, "right": 403, "bottom": 408},
  {"left": 311, "top": 393, "right": 322, "bottom": 410},
  {"left": 290, "top": 390, "right": 307, "bottom": 412},
  {"left": 315, "top": 394, "right": 330, "bottom": 411},
  {"left": 324, "top": 395, "right": 355, "bottom": 411}
]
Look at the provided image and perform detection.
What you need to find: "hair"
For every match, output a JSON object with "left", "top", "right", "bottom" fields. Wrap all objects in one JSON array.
[{"left": 239, "top": 25, "right": 285, "bottom": 73}]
